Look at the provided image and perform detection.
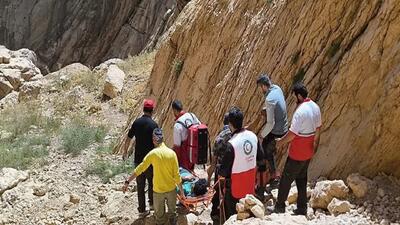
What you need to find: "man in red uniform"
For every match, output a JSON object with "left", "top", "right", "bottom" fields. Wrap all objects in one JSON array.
[
  {"left": 219, "top": 107, "right": 264, "bottom": 221},
  {"left": 274, "top": 83, "right": 322, "bottom": 215}
]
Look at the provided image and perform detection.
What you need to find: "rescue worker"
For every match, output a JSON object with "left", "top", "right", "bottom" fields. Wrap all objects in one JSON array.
[
  {"left": 256, "top": 74, "right": 288, "bottom": 188},
  {"left": 274, "top": 83, "right": 322, "bottom": 215},
  {"left": 171, "top": 100, "right": 201, "bottom": 171},
  {"left": 122, "top": 99, "right": 158, "bottom": 217},
  {"left": 218, "top": 107, "right": 265, "bottom": 221},
  {"left": 208, "top": 113, "right": 232, "bottom": 224}
]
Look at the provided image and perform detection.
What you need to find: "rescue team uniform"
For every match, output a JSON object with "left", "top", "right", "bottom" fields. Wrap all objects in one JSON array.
[
  {"left": 173, "top": 112, "right": 201, "bottom": 171},
  {"left": 219, "top": 128, "right": 264, "bottom": 220},
  {"left": 276, "top": 98, "right": 322, "bottom": 212}
]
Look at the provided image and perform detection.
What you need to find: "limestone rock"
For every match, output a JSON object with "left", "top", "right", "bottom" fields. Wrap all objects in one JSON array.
[
  {"left": 237, "top": 211, "right": 251, "bottom": 220},
  {"left": 225, "top": 214, "right": 308, "bottom": 225},
  {"left": 93, "top": 58, "right": 125, "bottom": 73},
  {"left": 0, "top": 68, "right": 23, "bottom": 89},
  {"left": 0, "top": 168, "right": 29, "bottom": 195},
  {"left": 0, "top": 48, "right": 11, "bottom": 64},
  {"left": 347, "top": 173, "right": 375, "bottom": 198},
  {"left": 244, "top": 194, "right": 264, "bottom": 209},
  {"left": 310, "top": 180, "right": 349, "bottom": 209},
  {"left": 143, "top": 0, "right": 400, "bottom": 180},
  {"left": 69, "top": 194, "right": 80, "bottom": 204},
  {"left": 46, "top": 63, "right": 91, "bottom": 82},
  {"left": 33, "top": 185, "right": 48, "bottom": 197},
  {"left": 103, "top": 65, "right": 125, "bottom": 98},
  {"left": 6, "top": 57, "right": 40, "bottom": 81},
  {"left": 250, "top": 205, "right": 265, "bottom": 219},
  {"left": 19, "top": 80, "right": 42, "bottom": 101},
  {"left": 0, "top": 0, "right": 176, "bottom": 71},
  {"left": 0, "top": 77, "right": 13, "bottom": 98},
  {"left": 327, "top": 198, "right": 352, "bottom": 215}
]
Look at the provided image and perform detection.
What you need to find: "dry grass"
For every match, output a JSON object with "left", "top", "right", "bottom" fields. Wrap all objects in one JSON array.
[{"left": 112, "top": 51, "right": 156, "bottom": 113}]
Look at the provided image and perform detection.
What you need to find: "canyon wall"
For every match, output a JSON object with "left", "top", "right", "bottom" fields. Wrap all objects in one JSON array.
[
  {"left": 146, "top": 0, "right": 400, "bottom": 179},
  {"left": 0, "top": 0, "right": 180, "bottom": 72}
]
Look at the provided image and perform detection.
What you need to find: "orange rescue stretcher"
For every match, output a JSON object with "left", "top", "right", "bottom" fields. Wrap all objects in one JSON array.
[{"left": 177, "top": 172, "right": 222, "bottom": 215}]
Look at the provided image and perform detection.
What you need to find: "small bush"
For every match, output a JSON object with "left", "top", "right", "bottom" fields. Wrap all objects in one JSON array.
[
  {"left": 0, "top": 135, "right": 50, "bottom": 169},
  {"left": 61, "top": 119, "right": 107, "bottom": 156},
  {"left": 96, "top": 141, "right": 115, "bottom": 155},
  {"left": 173, "top": 59, "right": 184, "bottom": 77},
  {"left": 71, "top": 71, "right": 103, "bottom": 93},
  {"left": 291, "top": 50, "right": 301, "bottom": 64},
  {"left": 327, "top": 38, "right": 343, "bottom": 58},
  {"left": 85, "top": 159, "right": 132, "bottom": 183},
  {"left": 293, "top": 68, "right": 306, "bottom": 84}
]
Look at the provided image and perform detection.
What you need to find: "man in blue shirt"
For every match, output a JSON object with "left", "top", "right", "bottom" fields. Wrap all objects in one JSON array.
[{"left": 257, "top": 74, "right": 288, "bottom": 189}]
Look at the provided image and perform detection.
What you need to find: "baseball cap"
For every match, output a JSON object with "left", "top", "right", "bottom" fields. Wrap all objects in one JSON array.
[{"left": 144, "top": 99, "right": 155, "bottom": 109}]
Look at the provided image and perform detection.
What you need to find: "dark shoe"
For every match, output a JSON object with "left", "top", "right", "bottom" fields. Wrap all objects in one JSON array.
[
  {"left": 273, "top": 205, "right": 285, "bottom": 213},
  {"left": 293, "top": 208, "right": 307, "bottom": 216},
  {"left": 255, "top": 186, "right": 266, "bottom": 202}
]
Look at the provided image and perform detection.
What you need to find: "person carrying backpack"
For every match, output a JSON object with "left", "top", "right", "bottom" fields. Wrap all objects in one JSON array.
[{"left": 171, "top": 100, "right": 202, "bottom": 171}]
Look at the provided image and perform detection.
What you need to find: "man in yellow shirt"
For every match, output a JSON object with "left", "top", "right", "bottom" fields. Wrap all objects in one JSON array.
[{"left": 123, "top": 128, "right": 184, "bottom": 225}]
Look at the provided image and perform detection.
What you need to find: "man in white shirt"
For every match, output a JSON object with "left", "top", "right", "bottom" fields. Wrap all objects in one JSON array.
[
  {"left": 274, "top": 83, "right": 322, "bottom": 215},
  {"left": 171, "top": 100, "right": 201, "bottom": 171}
]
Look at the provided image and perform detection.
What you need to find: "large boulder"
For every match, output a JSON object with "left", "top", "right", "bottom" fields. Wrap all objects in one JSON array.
[
  {"left": 0, "top": 91, "right": 19, "bottom": 109},
  {"left": 1, "top": 68, "right": 23, "bottom": 89},
  {"left": 93, "top": 58, "right": 125, "bottom": 73},
  {"left": 0, "top": 77, "right": 13, "bottom": 98},
  {"left": 103, "top": 65, "right": 125, "bottom": 98},
  {"left": 18, "top": 80, "right": 43, "bottom": 101},
  {"left": 327, "top": 198, "right": 352, "bottom": 215},
  {"left": 347, "top": 173, "right": 375, "bottom": 198},
  {"left": 0, "top": 168, "right": 29, "bottom": 195},
  {"left": 46, "top": 63, "right": 91, "bottom": 82},
  {"left": 0, "top": 48, "right": 11, "bottom": 64},
  {"left": 5, "top": 57, "right": 41, "bottom": 81},
  {"left": 310, "top": 180, "right": 349, "bottom": 209}
]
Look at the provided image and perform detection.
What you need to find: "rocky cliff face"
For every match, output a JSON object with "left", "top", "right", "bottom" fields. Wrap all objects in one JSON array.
[
  {"left": 0, "top": 0, "right": 180, "bottom": 72},
  {"left": 146, "top": 0, "right": 400, "bottom": 179}
]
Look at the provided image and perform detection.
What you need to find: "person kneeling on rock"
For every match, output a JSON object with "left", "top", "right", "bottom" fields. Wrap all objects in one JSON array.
[{"left": 123, "top": 128, "right": 185, "bottom": 225}]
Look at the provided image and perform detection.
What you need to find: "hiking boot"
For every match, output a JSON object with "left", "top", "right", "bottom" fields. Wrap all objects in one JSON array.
[
  {"left": 269, "top": 177, "right": 280, "bottom": 189},
  {"left": 138, "top": 210, "right": 150, "bottom": 218},
  {"left": 293, "top": 208, "right": 307, "bottom": 216}
]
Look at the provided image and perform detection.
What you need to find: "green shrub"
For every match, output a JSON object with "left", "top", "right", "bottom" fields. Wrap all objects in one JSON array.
[
  {"left": 291, "top": 50, "right": 301, "bottom": 64},
  {"left": 96, "top": 141, "right": 115, "bottom": 155},
  {"left": 327, "top": 38, "right": 343, "bottom": 58},
  {"left": 293, "top": 68, "right": 306, "bottom": 84},
  {"left": 61, "top": 120, "right": 107, "bottom": 156},
  {"left": 85, "top": 159, "right": 132, "bottom": 183},
  {"left": 173, "top": 59, "right": 184, "bottom": 77},
  {"left": 0, "top": 135, "right": 50, "bottom": 169}
]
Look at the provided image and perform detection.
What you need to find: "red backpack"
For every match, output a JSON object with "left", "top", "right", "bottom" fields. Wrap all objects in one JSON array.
[{"left": 177, "top": 113, "right": 209, "bottom": 165}]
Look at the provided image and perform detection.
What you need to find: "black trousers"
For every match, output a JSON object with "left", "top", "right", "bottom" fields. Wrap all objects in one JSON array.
[
  {"left": 211, "top": 168, "right": 221, "bottom": 222},
  {"left": 276, "top": 157, "right": 310, "bottom": 210},
  {"left": 223, "top": 180, "right": 239, "bottom": 222},
  {"left": 136, "top": 164, "right": 153, "bottom": 213},
  {"left": 262, "top": 133, "right": 285, "bottom": 174}
]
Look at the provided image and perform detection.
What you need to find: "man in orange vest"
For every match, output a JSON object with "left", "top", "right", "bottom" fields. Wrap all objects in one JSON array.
[{"left": 218, "top": 107, "right": 264, "bottom": 221}]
